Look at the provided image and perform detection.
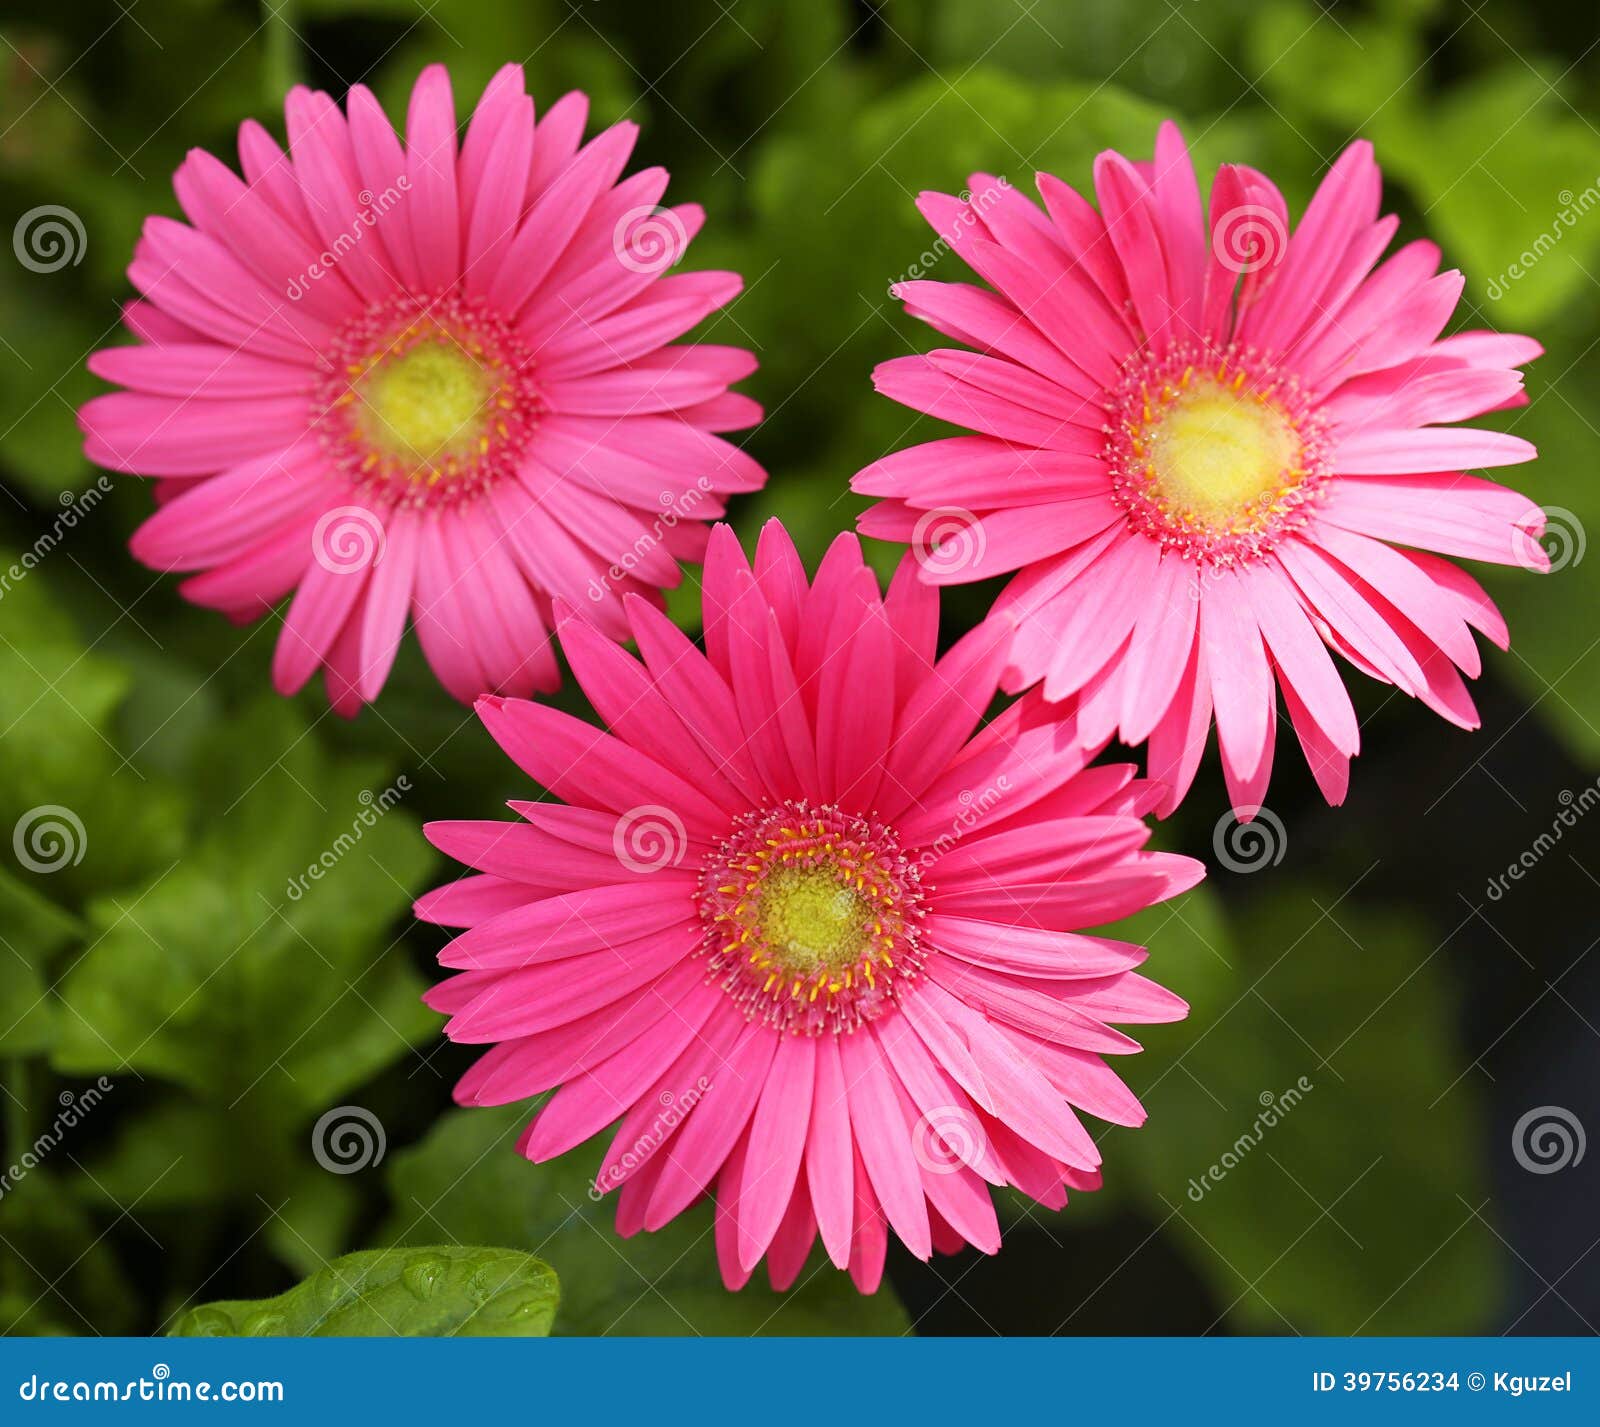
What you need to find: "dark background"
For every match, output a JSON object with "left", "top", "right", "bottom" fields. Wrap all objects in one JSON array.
[{"left": 0, "top": 0, "right": 1596, "bottom": 1335}]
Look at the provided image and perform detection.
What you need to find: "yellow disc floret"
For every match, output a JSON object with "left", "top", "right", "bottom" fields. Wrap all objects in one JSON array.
[
  {"left": 1142, "top": 375, "right": 1301, "bottom": 532},
  {"left": 1107, "top": 342, "right": 1329, "bottom": 564},
  {"left": 757, "top": 867, "right": 875, "bottom": 975},
  {"left": 353, "top": 341, "right": 495, "bottom": 468},
  {"left": 313, "top": 293, "right": 540, "bottom": 508},
  {"left": 698, "top": 802, "right": 927, "bottom": 1035}
]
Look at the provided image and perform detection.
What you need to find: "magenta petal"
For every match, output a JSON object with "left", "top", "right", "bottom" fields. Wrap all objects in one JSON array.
[
  {"left": 83, "top": 66, "right": 761, "bottom": 715},
  {"left": 838, "top": 1031, "right": 932, "bottom": 1260},
  {"left": 850, "top": 120, "right": 1539, "bottom": 815},
  {"left": 409, "top": 515, "right": 1214, "bottom": 1292},
  {"left": 736, "top": 1035, "right": 816, "bottom": 1272}
]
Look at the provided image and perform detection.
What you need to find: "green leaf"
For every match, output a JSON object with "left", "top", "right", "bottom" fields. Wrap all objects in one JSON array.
[
  {"left": 110, "top": 648, "right": 224, "bottom": 783},
  {"left": 1118, "top": 886, "right": 1497, "bottom": 1333},
  {"left": 0, "top": 554, "right": 187, "bottom": 901},
  {"left": 361, "top": 0, "right": 637, "bottom": 135},
  {"left": 0, "top": 275, "right": 99, "bottom": 502},
  {"left": 1377, "top": 64, "right": 1600, "bottom": 328},
  {"left": 739, "top": 71, "right": 1172, "bottom": 568},
  {"left": 380, "top": 1103, "right": 913, "bottom": 1335},
  {"left": 263, "top": 1165, "right": 363, "bottom": 1281},
  {"left": 911, "top": 0, "right": 1264, "bottom": 113},
  {"left": 73, "top": 1100, "right": 249, "bottom": 1213},
  {"left": 74, "top": 1096, "right": 358, "bottom": 1284},
  {"left": 0, "top": 1171, "right": 135, "bottom": 1335},
  {"left": 1475, "top": 338, "right": 1600, "bottom": 763},
  {"left": 0, "top": 553, "right": 130, "bottom": 817},
  {"left": 0, "top": 866, "right": 81, "bottom": 1053},
  {"left": 52, "top": 698, "right": 435, "bottom": 1111},
  {"left": 167, "top": 1246, "right": 558, "bottom": 1337},
  {"left": 0, "top": 1294, "right": 73, "bottom": 1336},
  {"left": 1245, "top": 0, "right": 1424, "bottom": 132}
]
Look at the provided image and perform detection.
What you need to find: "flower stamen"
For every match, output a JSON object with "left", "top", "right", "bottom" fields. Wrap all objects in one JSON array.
[
  {"left": 313, "top": 292, "right": 541, "bottom": 509},
  {"left": 1107, "top": 340, "right": 1330, "bottom": 565},
  {"left": 697, "top": 802, "right": 927, "bottom": 1035}
]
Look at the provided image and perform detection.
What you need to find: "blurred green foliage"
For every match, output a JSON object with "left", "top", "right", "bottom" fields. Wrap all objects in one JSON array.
[{"left": 0, "top": 0, "right": 1590, "bottom": 1335}]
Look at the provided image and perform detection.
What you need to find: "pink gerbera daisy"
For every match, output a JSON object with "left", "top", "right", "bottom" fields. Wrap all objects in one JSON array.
[
  {"left": 80, "top": 64, "right": 764, "bottom": 712},
  {"left": 418, "top": 518, "right": 1200, "bottom": 1292},
  {"left": 853, "top": 122, "right": 1544, "bottom": 813}
]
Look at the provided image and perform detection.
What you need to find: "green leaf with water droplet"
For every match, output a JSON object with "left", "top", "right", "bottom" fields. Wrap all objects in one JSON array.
[
  {"left": 166, "top": 1246, "right": 558, "bottom": 1338},
  {"left": 378, "top": 1104, "right": 914, "bottom": 1335}
]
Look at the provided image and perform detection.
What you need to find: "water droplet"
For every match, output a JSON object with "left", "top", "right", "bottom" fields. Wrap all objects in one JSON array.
[
  {"left": 402, "top": 1257, "right": 447, "bottom": 1300},
  {"left": 180, "top": 1307, "right": 235, "bottom": 1337},
  {"left": 465, "top": 1260, "right": 519, "bottom": 1307}
]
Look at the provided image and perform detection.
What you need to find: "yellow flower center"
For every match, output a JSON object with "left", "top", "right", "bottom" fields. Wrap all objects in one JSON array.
[
  {"left": 1142, "top": 376, "right": 1301, "bottom": 531},
  {"left": 1107, "top": 346, "right": 1331, "bottom": 564},
  {"left": 698, "top": 802, "right": 928, "bottom": 1035},
  {"left": 352, "top": 341, "right": 495, "bottom": 469},
  {"left": 313, "top": 293, "right": 541, "bottom": 509},
  {"left": 757, "top": 867, "right": 874, "bottom": 975}
]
